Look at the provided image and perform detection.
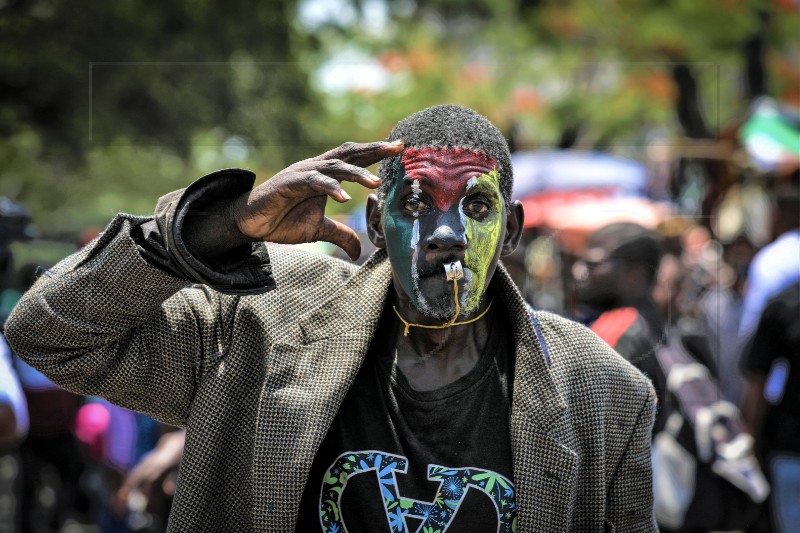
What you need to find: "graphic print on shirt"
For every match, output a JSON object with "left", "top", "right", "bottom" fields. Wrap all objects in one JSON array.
[{"left": 319, "top": 450, "right": 517, "bottom": 533}]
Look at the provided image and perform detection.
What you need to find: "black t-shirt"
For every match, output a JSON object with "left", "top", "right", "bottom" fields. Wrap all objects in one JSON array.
[
  {"left": 296, "top": 306, "right": 516, "bottom": 533},
  {"left": 741, "top": 281, "right": 800, "bottom": 453}
]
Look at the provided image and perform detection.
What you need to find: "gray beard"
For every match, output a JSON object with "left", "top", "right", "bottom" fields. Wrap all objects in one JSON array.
[{"left": 411, "top": 268, "right": 474, "bottom": 321}]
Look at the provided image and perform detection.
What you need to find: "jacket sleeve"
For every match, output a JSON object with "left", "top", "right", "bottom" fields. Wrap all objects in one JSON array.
[
  {"left": 136, "top": 168, "right": 275, "bottom": 295},
  {"left": 4, "top": 210, "right": 254, "bottom": 428},
  {"left": 606, "top": 382, "right": 658, "bottom": 532}
]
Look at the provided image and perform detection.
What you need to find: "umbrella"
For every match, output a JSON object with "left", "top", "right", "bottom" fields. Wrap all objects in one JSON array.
[
  {"left": 541, "top": 196, "right": 669, "bottom": 254},
  {"left": 511, "top": 150, "right": 650, "bottom": 200}
]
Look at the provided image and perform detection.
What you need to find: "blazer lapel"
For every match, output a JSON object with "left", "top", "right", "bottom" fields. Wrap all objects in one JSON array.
[
  {"left": 495, "top": 266, "right": 579, "bottom": 532},
  {"left": 252, "top": 250, "right": 393, "bottom": 531},
  {"left": 252, "top": 254, "right": 578, "bottom": 531}
]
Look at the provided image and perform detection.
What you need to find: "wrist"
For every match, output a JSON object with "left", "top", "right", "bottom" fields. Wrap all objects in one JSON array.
[{"left": 183, "top": 196, "right": 255, "bottom": 259}]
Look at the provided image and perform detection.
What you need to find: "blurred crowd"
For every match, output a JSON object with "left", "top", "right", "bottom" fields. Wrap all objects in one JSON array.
[
  {"left": 502, "top": 169, "right": 799, "bottom": 533},
  {"left": 0, "top": 156, "right": 798, "bottom": 532},
  {"left": 1, "top": 219, "right": 185, "bottom": 533}
]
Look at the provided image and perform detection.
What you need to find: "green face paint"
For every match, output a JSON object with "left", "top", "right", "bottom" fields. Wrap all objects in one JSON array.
[{"left": 383, "top": 164, "right": 418, "bottom": 308}]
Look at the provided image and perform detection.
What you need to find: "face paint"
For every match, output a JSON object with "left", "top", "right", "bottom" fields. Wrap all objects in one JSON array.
[
  {"left": 463, "top": 168, "right": 503, "bottom": 311},
  {"left": 383, "top": 147, "right": 504, "bottom": 318}
]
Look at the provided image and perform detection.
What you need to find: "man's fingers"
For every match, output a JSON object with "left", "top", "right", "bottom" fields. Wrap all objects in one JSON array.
[
  {"left": 315, "top": 217, "right": 361, "bottom": 261},
  {"left": 314, "top": 160, "right": 382, "bottom": 189},
  {"left": 307, "top": 173, "right": 352, "bottom": 202},
  {"left": 313, "top": 140, "right": 404, "bottom": 168}
]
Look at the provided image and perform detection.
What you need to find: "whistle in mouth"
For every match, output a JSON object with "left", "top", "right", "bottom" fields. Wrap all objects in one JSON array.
[{"left": 443, "top": 261, "right": 464, "bottom": 281}]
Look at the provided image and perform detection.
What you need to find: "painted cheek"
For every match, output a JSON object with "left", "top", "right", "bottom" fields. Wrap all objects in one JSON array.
[
  {"left": 463, "top": 171, "right": 503, "bottom": 312},
  {"left": 464, "top": 215, "right": 502, "bottom": 312},
  {"left": 383, "top": 189, "right": 416, "bottom": 298}
]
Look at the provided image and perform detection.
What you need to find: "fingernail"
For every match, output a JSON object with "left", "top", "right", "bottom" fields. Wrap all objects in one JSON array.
[
  {"left": 342, "top": 191, "right": 352, "bottom": 200},
  {"left": 389, "top": 139, "right": 403, "bottom": 146}
]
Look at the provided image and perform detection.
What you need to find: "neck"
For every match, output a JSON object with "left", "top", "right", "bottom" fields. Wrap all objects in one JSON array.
[{"left": 389, "top": 288, "right": 493, "bottom": 362}]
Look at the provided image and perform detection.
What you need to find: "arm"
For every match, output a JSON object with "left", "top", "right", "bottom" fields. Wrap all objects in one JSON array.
[
  {"left": 5, "top": 217, "right": 219, "bottom": 426},
  {"left": 5, "top": 141, "right": 403, "bottom": 426},
  {"left": 0, "top": 404, "right": 18, "bottom": 448},
  {"left": 738, "top": 289, "right": 786, "bottom": 449},
  {"left": 606, "top": 384, "right": 658, "bottom": 532},
  {"left": 113, "top": 428, "right": 187, "bottom": 516},
  {"left": 184, "top": 140, "right": 403, "bottom": 261},
  {"left": 740, "top": 375, "right": 766, "bottom": 446}
]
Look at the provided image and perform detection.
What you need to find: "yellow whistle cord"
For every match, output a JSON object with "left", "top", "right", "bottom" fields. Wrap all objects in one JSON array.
[
  {"left": 392, "top": 277, "right": 493, "bottom": 336},
  {"left": 443, "top": 275, "right": 461, "bottom": 327}
]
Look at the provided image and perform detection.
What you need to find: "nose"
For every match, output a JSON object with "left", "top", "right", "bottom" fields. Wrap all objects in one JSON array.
[{"left": 422, "top": 214, "right": 467, "bottom": 253}]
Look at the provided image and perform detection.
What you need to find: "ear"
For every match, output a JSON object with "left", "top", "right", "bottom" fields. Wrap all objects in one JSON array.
[
  {"left": 501, "top": 201, "right": 524, "bottom": 256},
  {"left": 366, "top": 194, "right": 386, "bottom": 249}
]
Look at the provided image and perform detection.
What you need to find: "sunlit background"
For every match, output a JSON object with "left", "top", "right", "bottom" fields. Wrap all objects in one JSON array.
[
  {"left": 1, "top": 0, "right": 798, "bottom": 246},
  {"left": 1, "top": 2, "right": 800, "bottom": 532}
]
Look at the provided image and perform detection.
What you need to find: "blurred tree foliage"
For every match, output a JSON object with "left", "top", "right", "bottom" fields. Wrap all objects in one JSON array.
[
  {"left": 0, "top": 0, "right": 797, "bottom": 237},
  {"left": 295, "top": 0, "right": 797, "bottom": 213},
  {"left": 0, "top": 0, "right": 309, "bottom": 235},
  {"left": 303, "top": 0, "right": 798, "bottom": 147}
]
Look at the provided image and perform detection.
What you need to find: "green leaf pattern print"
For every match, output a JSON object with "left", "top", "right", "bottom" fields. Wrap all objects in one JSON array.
[{"left": 319, "top": 450, "right": 516, "bottom": 532}]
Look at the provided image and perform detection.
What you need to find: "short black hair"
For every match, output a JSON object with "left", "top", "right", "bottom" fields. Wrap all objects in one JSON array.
[
  {"left": 377, "top": 105, "right": 513, "bottom": 207},
  {"left": 591, "top": 222, "right": 663, "bottom": 283}
]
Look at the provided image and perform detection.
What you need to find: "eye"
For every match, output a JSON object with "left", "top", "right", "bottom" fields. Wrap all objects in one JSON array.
[
  {"left": 463, "top": 196, "right": 491, "bottom": 217},
  {"left": 402, "top": 195, "right": 430, "bottom": 214}
]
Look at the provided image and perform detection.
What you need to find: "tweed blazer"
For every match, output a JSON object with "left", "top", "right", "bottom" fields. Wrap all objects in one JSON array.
[{"left": 5, "top": 214, "right": 657, "bottom": 532}]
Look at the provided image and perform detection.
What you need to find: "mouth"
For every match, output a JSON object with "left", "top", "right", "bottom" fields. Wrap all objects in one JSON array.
[
  {"left": 409, "top": 257, "right": 476, "bottom": 320},
  {"left": 415, "top": 255, "right": 465, "bottom": 281}
]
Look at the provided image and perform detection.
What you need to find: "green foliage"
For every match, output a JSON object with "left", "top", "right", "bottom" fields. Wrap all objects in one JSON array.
[
  {"left": 0, "top": 0, "right": 309, "bottom": 235},
  {"left": 2, "top": 0, "right": 798, "bottom": 240}
]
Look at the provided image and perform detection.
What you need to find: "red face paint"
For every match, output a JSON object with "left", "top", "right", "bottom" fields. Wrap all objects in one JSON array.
[{"left": 401, "top": 147, "right": 497, "bottom": 211}]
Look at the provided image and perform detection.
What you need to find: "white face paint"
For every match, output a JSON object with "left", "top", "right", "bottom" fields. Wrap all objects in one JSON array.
[
  {"left": 410, "top": 180, "right": 421, "bottom": 280},
  {"left": 409, "top": 188, "right": 425, "bottom": 310},
  {"left": 411, "top": 179, "right": 421, "bottom": 219},
  {"left": 458, "top": 197, "right": 467, "bottom": 233},
  {"left": 410, "top": 218, "right": 419, "bottom": 249},
  {"left": 407, "top": 178, "right": 474, "bottom": 319}
]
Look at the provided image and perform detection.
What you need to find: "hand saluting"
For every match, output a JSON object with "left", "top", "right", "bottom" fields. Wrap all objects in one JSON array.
[{"left": 232, "top": 140, "right": 403, "bottom": 260}]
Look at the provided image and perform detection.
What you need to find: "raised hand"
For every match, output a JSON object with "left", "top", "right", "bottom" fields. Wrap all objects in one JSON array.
[{"left": 232, "top": 140, "right": 403, "bottom": 260}]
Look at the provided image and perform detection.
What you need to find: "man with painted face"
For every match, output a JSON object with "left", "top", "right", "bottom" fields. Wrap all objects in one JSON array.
[{"left": 6, "top": 105, "right": 657, "bottom": 532}]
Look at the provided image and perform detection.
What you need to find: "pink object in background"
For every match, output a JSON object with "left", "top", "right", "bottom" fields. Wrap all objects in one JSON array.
[{"left": 74, "top": 402, "right": 110, "bottom": 461}]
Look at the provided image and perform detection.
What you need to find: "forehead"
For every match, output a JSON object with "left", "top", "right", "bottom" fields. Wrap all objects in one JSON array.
[{"left": 400, "top": 147, "right": 496, "bottom": 186}]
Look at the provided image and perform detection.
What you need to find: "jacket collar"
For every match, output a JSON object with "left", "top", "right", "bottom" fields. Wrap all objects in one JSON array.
[
  {"left": 258, "top": 248, "right": 573, "bottom": 530},
  {"left": 296, "top": 248, "right": 393, "bottom": 344},
  {"left": 296, "top": 248, "right": 566, "bottom": 432}
]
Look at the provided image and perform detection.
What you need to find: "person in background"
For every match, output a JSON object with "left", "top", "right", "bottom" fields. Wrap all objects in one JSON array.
[
  {"left": 0, "top": 332, "right": 28, "bottom": 532},
  {"left": 73, "top": 398, "right": 170, "bottom": 533},
  {"left": 572, "top": 222, "right": 667, "bottom": 431},
  {"left": 113, "top": 429, "right": 186, "bottom": 528},
  {"left": 0, "top": 199, "right": 31, "bottom": 532},
  {"left": 740, "top": 281, "right": 800, "bottom": 533},
  {"left": 12, "top": 289, "right": 91, "bottom": 531},
  {"left": 0, "top": 334, "right": 27, "bottom": 447},
  {"left": 738, "top": 188, "right": 800, "bottom": 342},
  {"left": 695, "top": 234, "right": 756, "bottom": 404}
]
